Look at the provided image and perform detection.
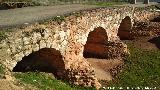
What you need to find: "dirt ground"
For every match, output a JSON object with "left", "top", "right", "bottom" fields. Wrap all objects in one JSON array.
[
  {"left": 87, "top": 58, "right": 123, "bottom": 81},
  {"left": 0, "top": 79, "right": 37, "bottom": 90},
  {"left": 123, "top": 36, "right": 160, "bottom": 50}
]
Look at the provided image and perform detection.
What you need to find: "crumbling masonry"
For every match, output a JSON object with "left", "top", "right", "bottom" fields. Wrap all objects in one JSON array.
[{"left": 0, "top": 7, "right": 159, "bottom": 89}]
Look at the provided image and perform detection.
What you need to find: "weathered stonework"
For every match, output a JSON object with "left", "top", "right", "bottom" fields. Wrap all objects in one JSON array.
[
  {"left": 0, "top": 7, "right": 159, "bottom": 89},
  {"left": 134, "top": 8, "right": 160, "bottom": 22}
]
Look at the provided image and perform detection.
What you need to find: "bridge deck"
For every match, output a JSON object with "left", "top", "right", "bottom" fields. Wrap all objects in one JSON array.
[
  {"left": 0, "top": 4, "right": 98, "bottom": 28},
  {"left": 0, "top": 3, "right": 158, "bottom": 28}
]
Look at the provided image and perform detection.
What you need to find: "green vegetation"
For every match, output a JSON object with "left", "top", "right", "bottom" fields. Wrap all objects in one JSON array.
[
  {"left": 14, "top": 72, "right": 96, "bottom": 90},
  {"left": 15, "top": 43, "right": 160, "bottom": 90},
  {"left": 0, "top": 31, "right": 7, "bottom": 42},
  {"left": 37, "top": 15, "right": 66, "bottom": 25},
  {"left": 0, "top": 29, "right": 13, "bottom": 42},
  {"left": 86, "top": 1, "right": 128, "bottom": 6},
  {"left": 107, "top": 43, "right": 160, "bottom": 89},
  {"left": 52, "top": 16, "right": 65, "bottom": 24},
  {"left": 0, "top": 64, "right": 4, "bottom": 78}
]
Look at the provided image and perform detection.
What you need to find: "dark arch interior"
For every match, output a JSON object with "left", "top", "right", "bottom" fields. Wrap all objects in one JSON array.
[
  {"left": 150, "top": 16, "right": 160, "bottom": 22},
  {"left": 118, "top": 16, "right": 132, "bottom": 40},
  {"left": 13, "top": 48, "right": 65, "bottom": 77},
  {"left": 83, "top": 27, "right": 109, "bottom": 59}
]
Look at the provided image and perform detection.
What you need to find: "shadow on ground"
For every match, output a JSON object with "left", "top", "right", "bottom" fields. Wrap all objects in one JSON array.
[{"left": 148, "top": 36, "right": 160, "bottom": 49}]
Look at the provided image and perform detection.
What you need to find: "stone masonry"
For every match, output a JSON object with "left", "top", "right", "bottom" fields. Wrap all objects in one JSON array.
[{"left": 0, "top": 6, "right": 159, "bottom": 89}]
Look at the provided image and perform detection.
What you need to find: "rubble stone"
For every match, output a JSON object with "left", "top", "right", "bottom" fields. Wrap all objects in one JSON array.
[{"left": 0, "top": 7, "right": 159, "bottom": 89}]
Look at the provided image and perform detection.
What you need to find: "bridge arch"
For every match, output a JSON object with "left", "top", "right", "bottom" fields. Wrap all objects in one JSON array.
[
  {"left": 83, "top": 27, "right": 108, "bottom": 59},
  {"left": 118, "top": 16, "right": 132, "bottom": 40},
  {"left": 0, "top": 7, "right": 137, "bottom": 88},
  {"left": 12, "top": 48, "right": 65, "bottom": 78}
]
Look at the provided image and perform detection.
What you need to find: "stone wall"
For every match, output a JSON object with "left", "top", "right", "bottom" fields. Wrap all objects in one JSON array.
[
  {"left": 0, "top": 6, "right": 158, "bottom": 89},
  {"left": 131, "top": 8, "right": 160, "bottom": 38},
  {"left": 134, "top": 8, "right": 160, "bottom": 22}
]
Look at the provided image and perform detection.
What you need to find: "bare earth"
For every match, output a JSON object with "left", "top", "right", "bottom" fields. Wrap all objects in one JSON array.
[
  {"left": 0, "top": 79, "right": 37, "bottom": 90},
  {"left": 0, "top": 79, "right": 23, "bottom": 90},
  {"left": 123, "top": 36, "right": 160, "bottom": 50},
  {"left": 87, "top": 58, "right": 123, "bottom": 81},
  {"left": 0, "top": 4, "right": 98, "bottom": 28}
]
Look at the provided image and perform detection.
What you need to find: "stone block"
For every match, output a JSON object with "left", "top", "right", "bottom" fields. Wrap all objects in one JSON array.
[
  {"left": 39, "top": 40, "right": 46, "bottom": 49},
  {"left": 23, "top": 37, "right": 30, "bottom": 45}
]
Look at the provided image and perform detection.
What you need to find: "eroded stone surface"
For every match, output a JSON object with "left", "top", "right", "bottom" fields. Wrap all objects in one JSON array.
[{"left": 0, "top": 7, "right": 159, "bottom": 89}]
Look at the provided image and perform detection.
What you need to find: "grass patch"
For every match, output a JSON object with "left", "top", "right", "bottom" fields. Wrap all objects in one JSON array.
[
  {"left": 107, "top": 43, "right": 160, "bottom": 89},
  {"left": 14, "top": 72, "right": 96, "bottom": 90}
]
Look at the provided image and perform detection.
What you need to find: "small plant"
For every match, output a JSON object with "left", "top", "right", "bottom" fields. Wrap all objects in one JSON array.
[
  {"left": 52, "top": 16, "right": 65, "bottom": 25},
  {"left": 38, "top": 15, "right": 65, "bottom": 25},
  {"left": 72, "top": 12, "right": 83, "bottom": 17},
  {"left": 0, "top": 28, "right": 14, "bottom": 42},
  {"left": 0, "top": 64, "right": 4, "bottom": 78},
  {"left": 0, "top": 31, "right": 7, "bottom": 42}
]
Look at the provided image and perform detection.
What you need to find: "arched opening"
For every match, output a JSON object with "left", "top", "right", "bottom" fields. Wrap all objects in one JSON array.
[
  {"left": 13, "top": 48, "right": 65, "bottom": 78},
  {"left": 83, "top": 27, "right": 124, "bottom": 81},
  {"left": 83, "top": 27, "right": 108, "bottom": 59},
  {"left": 118, "top": 16, "right": 132, "bottom": 40}
]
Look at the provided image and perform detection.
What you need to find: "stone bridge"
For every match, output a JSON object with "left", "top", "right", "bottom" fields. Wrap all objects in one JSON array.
[{"left": 0, "top": 6, "right": 159, "bottom": 89}]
